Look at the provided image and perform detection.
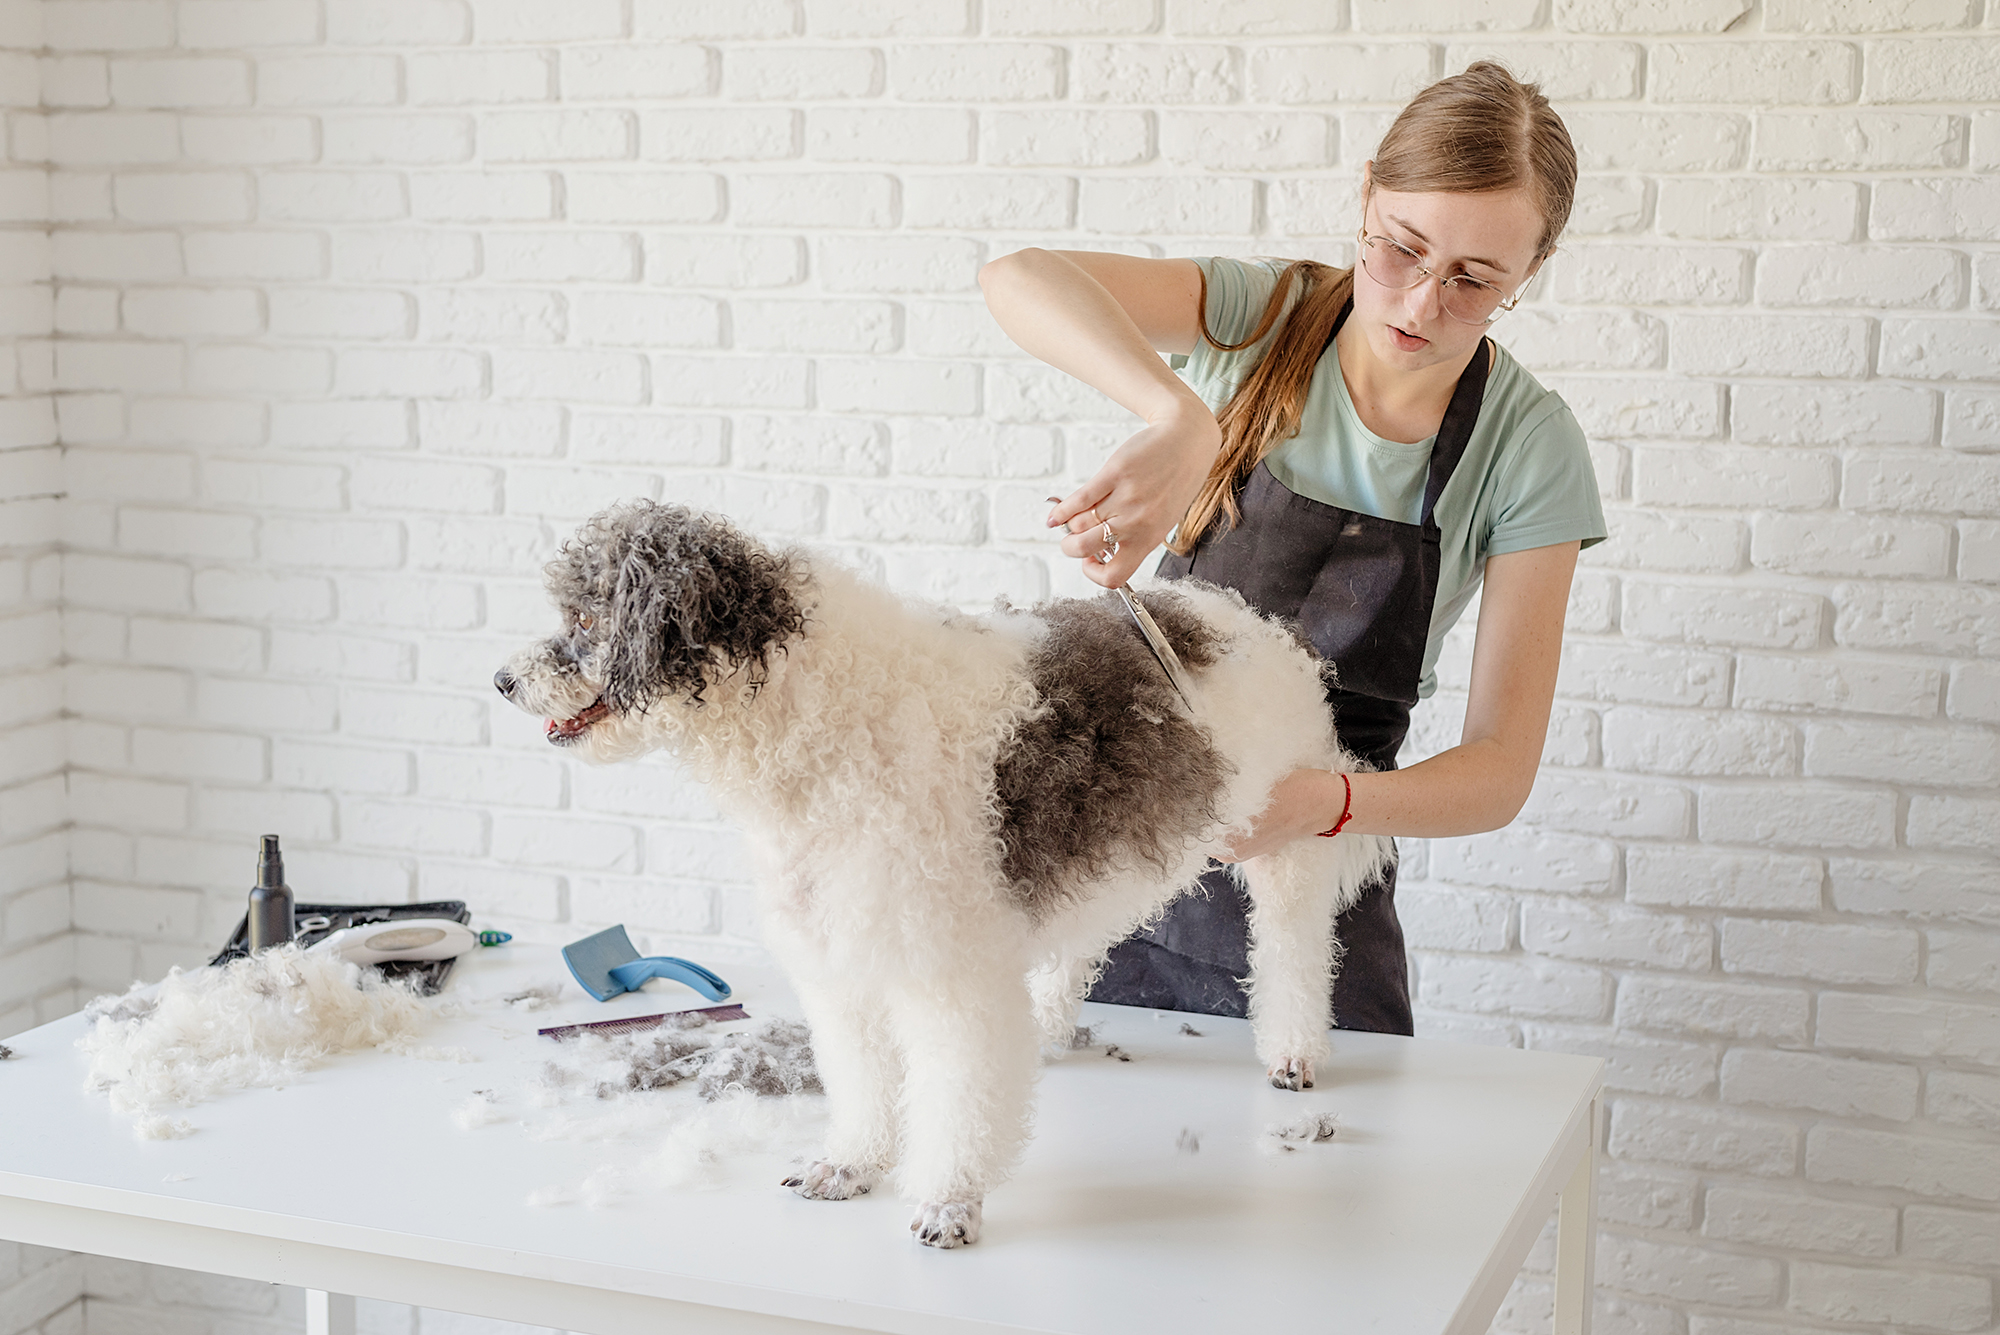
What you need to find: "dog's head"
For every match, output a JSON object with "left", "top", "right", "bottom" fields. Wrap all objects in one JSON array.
[{"left": 495, "top": 501, "right": 809, "bottom": 757}]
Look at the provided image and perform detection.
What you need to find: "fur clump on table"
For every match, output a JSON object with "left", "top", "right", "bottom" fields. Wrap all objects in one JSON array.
[
  {"left": 460, "top": 1011, "right": 829, "bottom": 1204},
  {"left": 78, "top": 945, "right": 454, "bottom": 1138}
]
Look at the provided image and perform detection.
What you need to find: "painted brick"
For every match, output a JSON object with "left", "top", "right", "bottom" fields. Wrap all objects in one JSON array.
[
  {"left": 343, "top": 687, "right": 486, "bottom": 745},
  {"left": 560, "top": 43, "right": 710, "bottom": 100},
  {"left": 1722, "top": 1047, "right": 1919, "bottom": 1120},
  {"left": 802, "top": 0, "right": 970, "bottom": 37},
  {"left": 570, "top": 412, "right": 725, "bottom": 467},
  {"left": 1555, "top": 244, "right": 1750, "bottom": 306},
  {"left": 1767, "top": 0, "right": 1973, "bottom": 28},
  {"left": 1928, "top": 1071, "right": 2000, "bottom": 1131},
  {"left": 1523, "top": 1024, "right": 1715, "bottom": 1098},
  {"left": 1949, "top": 661, "right": 2000, "bottom": 723},
  {"left": 1700, "top": 1185, "right": 1897, "bottom": 1257},
  {"left": 107, "top": 57, "right": 251, "bottom": 108},
  {"left": 653, "top": 355, "right": 811, "bottom": 409},
  {"left": 1607, "top": 1101, "right": 1797, "bottom": 1178},
  {"left": 1910, "top": 794, "right": 2000, "bottom": 855},
  {"left": 1541, "top": 377, "right": 1721, "bottom": 441},
  {"left": 1655, "top": 42, "right": 1858, "bottom": 104},
  {"left": 1494, "top": 308, "right": 1666, "bottom": 371},
  {"left": 407, "top": 50, "right": 551, "bottom": 104},
  {"left": 1757, "top": 244, "right": 1965, "bottom": 309},
  {"left": 324, "top": 115, "right": 474, "bottom": 166},
  {"left": 1755, "top": 112, "right": 1965, "bottom": 171},
  {"left": 1620, "top": 579, "right": 1822, "bottom": 651},
  {"left": 724, "top": 46, "right": 879, "bottom": 101},
  {"left": 640, "top": 109, "right": 798, "bottom": 163},
  {"left": 1819, "top": 991, "right": 2000, "bottom": 1067},
  {"left": 185, "top": 229, "right": 327, "bottom": 280},
  {"left": 818, "top": 360, "right": 978, "bottom": 415},
  {"left": 1564, "top": 111, "right": 1748, "bottom": 173},
  {"left": 1522, "top": 904, "right": 1711, "bottom": 971},
  {"left": 1872, "top": 177, "right": 2000, "bottom": 241},
  {"left": 419, "top": 289, "right": 563, "bottom": 344},
  {"left": 806, "top": 108, "right": 973, "bottom": 164},
  {"left": 1627, "top": 845, "right": 1821, "bottom": 912},
  {"left": 257, "top": 54, "right": 401, "bottom": 106},
  {"left": 44, "top": 1, "right": 175, "bottom": 50},
  {"left": 1430, "top": 826, "right": 1617, "bottom": 895},
  {"left": 1415, "top": 954, "right": 1611, "bottom": 1020},
  {"left": 1879, "top": 316, "right": 2000, "bottom": 381},
  {"left": 1079, "top": 177, "right": 1256, "bottom": 235},
  {"left": 1698, "top": 782, "right": 1896, "bottom": 851},
  {"left": 1396, "top": 885, "right": 1511, "bottom": 953},
  {"left": 1723, "top": 918, "right": 1919, "bottom": 986},
  {"left": 905, "top": 174, "right": 1073, "bottom": 231},
  {"left": 633, "top": 0, "right": 796, "bottom": 38},
  {"left": 1805, "top": 719, "right": 1999, "bottom": 787},
  {"left": 1734, "top": 652, "right": 1940, "bottom": 719},
  {"left": 1616, "top": 975, "right": 1809, "bottom": 1043},
  {"left": 820, "top": 235, "right": 981, "bottom": 293},
  {"left": 661, "top": 475, "right": 825, "bottom": 535},
  {"left": 1946, "top": 389, "right": 2000, "bottom": 450},
  {"left": 1830, "top": 857, "right": 1999, "bottom": 924},
  {"left": 1158, "top": 112, "right": 1332, "bottom": 170},
  {"left": 1557, "top": 641, "right": 1731, "bottom": 708},
  {"left": 737, "top": 416, "right": 888, "bottom": 475},
  {"left": 269, "top": 628, "right": 415, "bottom": 680},
  {"left": 1656, "top": 178, "right": 1860, "bottom": 242},
  {"left": 1670, "top": 314, "right": 1870, "bottom": 378},
  {"left": 1750, "top": 512, "right": 1949, "bottom": 580},
  {"left": 491, "top": 814, "right": 637, "bottom": 872},
  {"left": 1906, "top": 1204, "right": 2000, "bottom": 1269},
  {"left": 1245, "top": 43, "right": 1432, "bottom": 104},
  {"left": 1963, "top": 518, "right": 2000, "bottom": 581},
  {"left": 469, "top": 0, "right": 623, "bottom": 43},
  {"left": 325, "top": 0, "right": 468, "bottom": 44},
  {"left": 1865, "top": 37, "right": 2000, "bottom": 100},
  {"left": 982, "top": 110, "right": 1151, "bottom": 167},
  {"left": 1518, "top": 770, "right": 1689, "bottom": 838},
  {"left": 1833, "top": 580, "right": 2000, "bottom": 657},
  {"left": 177, "top": 0, "right": 319, "bottom": 46},
  {"left": 646, "top": 234, "right": 802, "bottom": 288},
  {"left": 1791, "top": 1261, "right": 1993, "bottom": 1330},
  {"left": 1445, "top": 40, "right": 1639, "bottom": 99},
  {"left": 732, "top": 173, "right": 896, "bottom": 229},
  {"left": 491, "top": 349, "right": 646, "bottom": 405},
  {"left": 351, "top": 459, "right": 500, "bottom": 514},
  {"left": 1928, "top": 928, "right": 2000, "bottom": 995}
]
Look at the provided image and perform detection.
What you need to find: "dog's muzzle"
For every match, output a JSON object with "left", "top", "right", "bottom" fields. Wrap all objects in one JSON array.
[{"left": 493, "top": 669, "right": 517, "bottom": 698}]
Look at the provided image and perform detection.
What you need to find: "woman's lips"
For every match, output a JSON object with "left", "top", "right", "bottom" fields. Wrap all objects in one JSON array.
[{"left": 1389, "top": 324, "right": 1429, "bottom": 351}]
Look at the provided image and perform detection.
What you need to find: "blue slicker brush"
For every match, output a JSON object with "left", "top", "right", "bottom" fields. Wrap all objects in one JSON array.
[{"left": 561, "top": 924, "right": 732, "bottom": 1004}]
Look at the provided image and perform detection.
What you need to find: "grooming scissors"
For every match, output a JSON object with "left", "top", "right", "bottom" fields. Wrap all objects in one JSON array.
[{"left": 1116, "top": 586, "right": 1198, "bottom": 712}]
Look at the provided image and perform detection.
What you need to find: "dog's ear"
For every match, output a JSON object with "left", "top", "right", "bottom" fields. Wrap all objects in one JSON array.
[{"left": 594, "top": 501, "right": 807, "bottom": 710}]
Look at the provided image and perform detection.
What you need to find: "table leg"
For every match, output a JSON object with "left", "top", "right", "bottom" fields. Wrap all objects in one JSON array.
[
  {"left": 1552, "top": 1093, "right": 1599, "bottom": 1335},
  {"left": 305, "top": 1289, "right": 356, "bottom": 1335}
]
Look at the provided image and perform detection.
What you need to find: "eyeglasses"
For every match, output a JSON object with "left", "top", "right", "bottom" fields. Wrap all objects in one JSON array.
[{"left": 1357, "top": 230, "right": 1522, "bottom": 326}]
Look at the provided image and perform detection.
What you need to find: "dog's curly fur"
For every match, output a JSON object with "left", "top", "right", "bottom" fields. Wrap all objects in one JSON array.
[{"left": 499, "top": 500, "right": 1395, "bottom": 1249}]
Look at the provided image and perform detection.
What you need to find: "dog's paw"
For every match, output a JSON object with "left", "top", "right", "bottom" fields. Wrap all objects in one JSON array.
[
  {"left": 1267, "top": 1057, "right": 1315, "bottom": 1091},
  {"left": 782, "top": 1161, "right": 877, "bottom": 1201},
  {"left": 909, "top": 1199, "right": 982, "bottom": 1248}
]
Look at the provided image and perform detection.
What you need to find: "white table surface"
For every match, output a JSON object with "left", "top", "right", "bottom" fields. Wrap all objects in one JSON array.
[{"left": 0, "top": 943, "right": 1602, "bottom": 1335}]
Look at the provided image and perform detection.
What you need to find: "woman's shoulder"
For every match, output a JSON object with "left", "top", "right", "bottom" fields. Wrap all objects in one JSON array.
[{"left": 1482, "top": 337, "right": 1585, "bottom": 450}]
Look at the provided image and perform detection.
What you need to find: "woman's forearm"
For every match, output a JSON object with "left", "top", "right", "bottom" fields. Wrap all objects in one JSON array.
[{"left": 978, "top": 249, "right": 1211, "bottom": 427}]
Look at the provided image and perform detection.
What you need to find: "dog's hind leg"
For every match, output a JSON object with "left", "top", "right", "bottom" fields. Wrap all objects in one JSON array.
[
  {"left": 781, "top": 973, "right": 899, "bottom": 1201},
  {"left": 889, "top": 959, "right": 1039, "bottom": 1248},
  {"left": 1241, "top": 833, "right": 1391, "bottom": 1091}
]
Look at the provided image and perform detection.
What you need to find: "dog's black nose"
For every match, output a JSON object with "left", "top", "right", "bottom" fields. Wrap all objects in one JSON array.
[{"left": 494, "top": 668, "right": 517, "bottom": 698}]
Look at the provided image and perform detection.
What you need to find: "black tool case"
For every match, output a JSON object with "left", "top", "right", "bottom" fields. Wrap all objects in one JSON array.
[{"left": 210, "top": 900, "right": 472, "bottom": 996}]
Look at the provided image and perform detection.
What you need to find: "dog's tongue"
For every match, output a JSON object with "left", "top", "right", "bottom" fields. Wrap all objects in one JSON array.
[{"left": 547, "top": 700, "right": 609, "bottom": 740}]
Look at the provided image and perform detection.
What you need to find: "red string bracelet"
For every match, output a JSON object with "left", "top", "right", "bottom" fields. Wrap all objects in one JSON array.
[{"left": 1316, "top": 772, "right": 1353, "bottom": 838}]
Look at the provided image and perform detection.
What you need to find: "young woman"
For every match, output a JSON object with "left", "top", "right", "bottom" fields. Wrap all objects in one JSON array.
[{"left": 978, "top": 63, "right": 1606, "bottom": 1035}]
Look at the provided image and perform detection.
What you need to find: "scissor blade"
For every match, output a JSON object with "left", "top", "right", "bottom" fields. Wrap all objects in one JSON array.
[{"left": 1116, "top": 586, "right": 1198, "bottom": 711}]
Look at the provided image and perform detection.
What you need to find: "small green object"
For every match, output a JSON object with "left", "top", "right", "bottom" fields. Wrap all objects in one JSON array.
[{"left": 477, "top": 930, "right": 513, "bottom": 947}]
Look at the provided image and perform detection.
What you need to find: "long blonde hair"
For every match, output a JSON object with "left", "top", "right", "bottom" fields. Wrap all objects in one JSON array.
[{"left": 1173, "top": 62, "right": 1578, "bottom": 553}]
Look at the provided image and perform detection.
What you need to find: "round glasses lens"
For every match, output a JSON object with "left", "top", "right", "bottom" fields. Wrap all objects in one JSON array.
[
  {"left": 1441, "top": 281, "right": 1505, "bottom": 324},
  {"left": 1363, "top": 238, "right": 1421, "bottom": 287}
]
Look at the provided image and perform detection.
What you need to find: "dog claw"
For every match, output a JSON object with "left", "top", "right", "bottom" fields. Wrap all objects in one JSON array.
[
  {"left": 910, "top": 1199, "right": 982, "bottom": 1249},
  {"left": 787, "top": 1161, "right": 878, "bottom": 1201},
  {"left": 1267, "top": 1057, "right": 1315, "bottom": 1092}
]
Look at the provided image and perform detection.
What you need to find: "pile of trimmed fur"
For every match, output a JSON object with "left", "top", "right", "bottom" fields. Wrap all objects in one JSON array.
[{"left": 78, "top": 945, "right": 439, "bottom": 1139}]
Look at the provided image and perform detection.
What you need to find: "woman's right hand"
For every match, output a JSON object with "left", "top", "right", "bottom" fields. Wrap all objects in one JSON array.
[{"left": 1046, "top": 401, "right": 1222, "bottom": 588}]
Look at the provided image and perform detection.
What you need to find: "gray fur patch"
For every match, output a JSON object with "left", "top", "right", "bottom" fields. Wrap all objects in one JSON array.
[{"left": 994, "top": 590, "right": 1234, "bottom": 916}]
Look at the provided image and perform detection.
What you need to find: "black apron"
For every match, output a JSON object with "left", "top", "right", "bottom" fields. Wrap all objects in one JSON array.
[{"left": 1089, "top": 302, "right": 1491, "bottom": 1036}]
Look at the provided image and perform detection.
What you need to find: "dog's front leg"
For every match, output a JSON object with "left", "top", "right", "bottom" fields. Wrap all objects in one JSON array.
[
  {"left": 782, "top": 973, "right": 899, "bottom": 1201},
  {"left": 890, "top": 965, "right": 1040, "bottom": 1248}
]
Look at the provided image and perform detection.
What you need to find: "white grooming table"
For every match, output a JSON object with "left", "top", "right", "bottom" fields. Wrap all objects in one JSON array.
[{"left": 0, "top": 945, "right": 1602, "bottom": 1335}]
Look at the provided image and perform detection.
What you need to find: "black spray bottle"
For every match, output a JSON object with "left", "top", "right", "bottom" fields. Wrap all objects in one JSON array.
[{"left": 245, "top": 834, "right": 295, "bottom": 952}]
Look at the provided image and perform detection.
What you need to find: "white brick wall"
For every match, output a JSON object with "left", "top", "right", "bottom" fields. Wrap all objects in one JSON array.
[{"left": 1, "top": 3, "right": 1996, "bottom": 1335}]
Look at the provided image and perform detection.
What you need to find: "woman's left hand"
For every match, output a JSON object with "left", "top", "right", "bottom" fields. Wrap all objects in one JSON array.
[{"left": 1217, "top": 768, "right": 1351, "bottom": 863}]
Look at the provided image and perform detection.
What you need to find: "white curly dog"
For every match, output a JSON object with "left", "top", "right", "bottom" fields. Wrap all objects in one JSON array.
[{"left": 496, "top": 501, "right": 1394, "bottom": 1248}]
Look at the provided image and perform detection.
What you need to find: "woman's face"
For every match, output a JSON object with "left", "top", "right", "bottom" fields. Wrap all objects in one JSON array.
[{"left": 1350, "top": 177, "right": 1546, "bottom": 378}]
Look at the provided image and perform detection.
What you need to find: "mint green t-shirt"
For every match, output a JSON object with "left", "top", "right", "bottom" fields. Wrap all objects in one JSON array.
[{"left": 1174, "top": 256, "right": 1607, "bottom": 700}]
